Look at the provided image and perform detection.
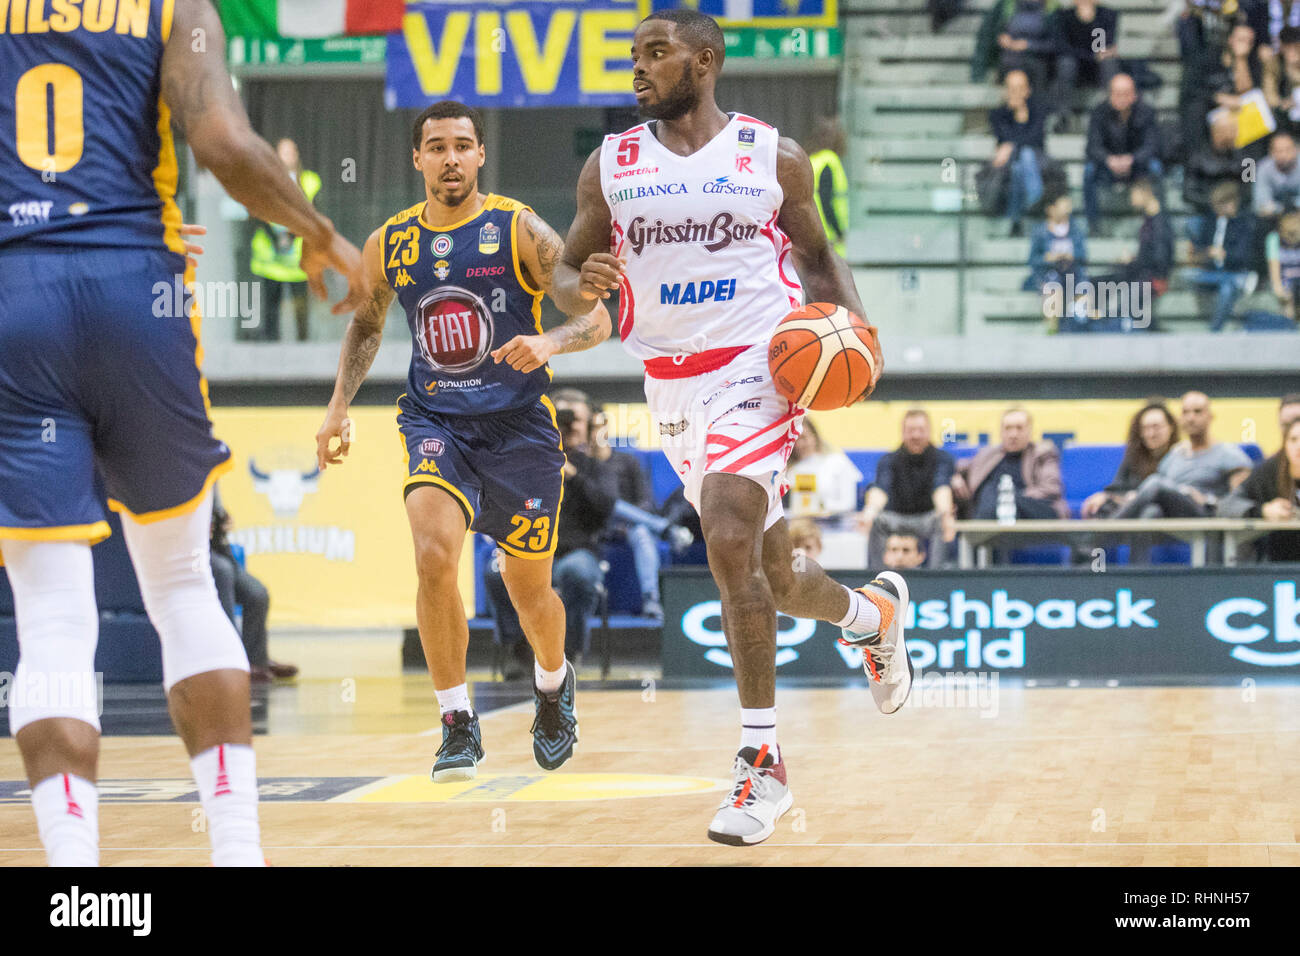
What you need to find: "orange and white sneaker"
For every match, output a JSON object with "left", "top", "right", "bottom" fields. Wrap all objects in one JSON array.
[
  {"left": 706, "top": 745, "right": 793, "bottom": 847},
  {"left": 839, "top": 571, "right": 913, "bottom": 714}
]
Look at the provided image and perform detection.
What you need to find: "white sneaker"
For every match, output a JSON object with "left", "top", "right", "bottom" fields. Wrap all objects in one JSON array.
[
  {"left": 706, "top": 746, "right": 793, "bottom": 847},
  {"left": 840, "top": 571, "right": 914, "bottom": 714}
]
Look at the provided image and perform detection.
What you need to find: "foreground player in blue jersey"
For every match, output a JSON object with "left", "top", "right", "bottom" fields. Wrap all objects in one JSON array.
[
  {"left": 316, "top": 101, "right": 611, "bottom": 780},
  {"left": 0, "top": 0, "right": 365, "bottom": 866}
]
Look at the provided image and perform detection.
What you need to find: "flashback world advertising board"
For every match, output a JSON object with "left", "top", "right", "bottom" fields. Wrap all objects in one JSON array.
[{"left": 661, "top": 568, "right": 1300, "bottom": 679}]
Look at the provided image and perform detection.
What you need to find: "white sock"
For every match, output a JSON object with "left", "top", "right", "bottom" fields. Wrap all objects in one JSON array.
[
  {"left": 835, "top": 586, "right": 882, "bottom": 636},
  {"left": 740, "top": 707, "right": 779, "bottom": 764},
  {"left": 31, "top": 773, "right": 99, "bottom": 867},
  {"left": 190, "top": 744, "right": 264, "bottom": 867},
  {"left": 435, "top": 683, "right": 472, "bottom": 716},
  {"left": 535, "top": 660, "right": 567, "bottom": 694}
]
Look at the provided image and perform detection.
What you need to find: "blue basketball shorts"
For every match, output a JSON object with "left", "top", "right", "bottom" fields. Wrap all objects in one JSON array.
[
  {"left": 397, "top": 393, "right": 565, "bottom": 559},
  {"left": 0, "top": 248, "right": 231, "bottom": 557}
]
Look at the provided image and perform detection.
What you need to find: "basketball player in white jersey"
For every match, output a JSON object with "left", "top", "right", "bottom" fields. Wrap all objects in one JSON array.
[{"left": 550, "top": 9, "right": 914, "bottom": 847}]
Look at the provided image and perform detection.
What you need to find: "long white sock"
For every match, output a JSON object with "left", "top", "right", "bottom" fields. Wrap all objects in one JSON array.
[
  {"left": 190, "top": 744, "right": 264, "bottom": 867},
  {"left": 835, "top": 586, "right": 882, "bottom": 636},
  {"left": 31, "top": 773, "right": 99, "bottom": 867},
  {"left": 535, "top": 660, "right": 566, "bottom": 694},
  {"left": 435, "top": 683, "right": 472, "bottom": 716},
  {"left": 740, "top": 707, "right": 779, "bottom": 764}
]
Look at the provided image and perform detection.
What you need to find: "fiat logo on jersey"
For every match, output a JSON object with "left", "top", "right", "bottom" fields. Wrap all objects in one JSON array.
[{"left": 414, "top": 286, "right": 494, "bottom": 374}]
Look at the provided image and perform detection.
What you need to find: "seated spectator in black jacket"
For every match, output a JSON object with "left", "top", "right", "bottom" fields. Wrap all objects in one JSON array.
[
  {"left": 1186, "top": 181, "right": 1259, "bottom": 331},
  {"left": 210, "top": 488, "right": 295, "bottom": 683},
  {"left": 1051, "top": 0, "right": 1121, "bottom": 125},
  {"left": 1219, "top": 415, "right": 1300, "bottom": 560},
  {"left": 990, "top": 69, "right": 1049, "bottom": 233},
  {"left": 484, "top": 393, "right": 615, "bottom": 661},
  {"left": 1179, "top": 0, "right": 1240, "bottom": 122},
  {"left": 998, "top": 0, "right": 1059, "bottom": 93},
  {"left": 1184, "top": 110, "right": 1251, "bottom": 211},
  {"left": 1084, "top": 73, "right": 1163, "bottom": 233},
  {"left": 1081, "top": 400, "right": 1179, "bottom": 518},
  {"left": 858, "top": 409, "right": 957, "bottom": 567}
]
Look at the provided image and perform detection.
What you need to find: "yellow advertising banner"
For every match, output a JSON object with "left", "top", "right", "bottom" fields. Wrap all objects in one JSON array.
[{"left": 208, "top": 406, "right": 474, "bottom": 630}]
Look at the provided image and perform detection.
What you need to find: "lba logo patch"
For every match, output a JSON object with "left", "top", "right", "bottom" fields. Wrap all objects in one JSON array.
[
  {"left": 421, "top": 438, "right": 444, "bottom": 456},
  {"left": 737, "top": 127, "right": 756, "bottom": 150},
  {"left": 431, "top": 234, "right": 453, "bottom": 257},
  {"left": 478, "top": 222, "right": 500, "bottom": 254}
]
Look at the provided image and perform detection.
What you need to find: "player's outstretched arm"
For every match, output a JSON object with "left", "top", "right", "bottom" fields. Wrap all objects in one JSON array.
[
  {"left": 317, "top": 229, "right": 393, "bottom": 469},
  {"left": 162, "top": 0, "right": 365, "bottom": 312},
  {"left": 551, "top": 149, "right": 626, "bottom": 314},
  {"left": 491, "top": 209, "right": 613, "bottom": 374},
  {"left": 775, "top": 137, "right": 881, "bottom": 388}
]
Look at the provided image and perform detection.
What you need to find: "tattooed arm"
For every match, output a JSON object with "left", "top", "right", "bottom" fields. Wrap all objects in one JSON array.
[
  {"left": 162, "top": 0, "right": 363, "bottom": 310},
  {"left": 490, "top": 209, "right": 612, "bottom": 374},
  {"left": 316, "top": 229, "right": 393, "bottom": 468}
]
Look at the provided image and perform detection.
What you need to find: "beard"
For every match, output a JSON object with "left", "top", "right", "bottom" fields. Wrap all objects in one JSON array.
[{"left": 638, "top": 64, "right": 700, "bottom": 121}]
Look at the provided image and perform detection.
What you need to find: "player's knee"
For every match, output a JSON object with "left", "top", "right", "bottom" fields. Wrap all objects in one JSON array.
[
  {"left": 702, "top": 522, "right": 758, "bottom": 578},
  {"left": 412, "top": 534, "right": 459, "bottom": 586}
]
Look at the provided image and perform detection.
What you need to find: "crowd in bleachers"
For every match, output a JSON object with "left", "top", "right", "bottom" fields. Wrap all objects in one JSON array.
[{"left": 970, "top": 0, "right": 1300, "bottom": 331}]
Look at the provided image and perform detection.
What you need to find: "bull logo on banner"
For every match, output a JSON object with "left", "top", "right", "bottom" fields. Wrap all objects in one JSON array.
[{"left": 249, "top": 460, "right": 321, "bottom": 519}]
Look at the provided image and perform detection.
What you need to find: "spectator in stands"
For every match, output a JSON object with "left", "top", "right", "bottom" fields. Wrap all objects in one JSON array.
[
  {"left": 1088, "top": 177, "right": 1174, "bottom": 297},
  {"left": 1281, "top": 391, "right": 1300, "bottom": 429},
  {"left": 484, "top": 390, "right": 613, "bottom": 661},
  {"left": 996, "top": 0, "right": 1060, "bottom": 94},
  {"left": 952, "top": 406, "right": 1070, "bottom": 519},
  {"left": 1183, "top": 111, "right": 1250, "bottom": 212},
  {"left": 1206, "top": 22, "right": 1265, "bottom": 110},
  {"left": 788, "top": 518, "right": 824, "bottom": 564},
  {"left": 1218, "top": 415, "right": 1300, "bottom": 560},
  {"left": 1050, "top": 0, "right": 1121, "bottom": 128},
  {"left": 1178, "top": 0, "right": 1239, "bottom": 110},
  {"left": 248, "top": 137, "right": 319, "bottom": 342},
  {"left": 1113, "top": 391, "right": 1253, "bottom": 517},
  {"left": 858, "top": 408, "right": 957, "bottom": 567},
  {"left": 586, "top": 404, "right": 691, "bottom": 622},
  {"left": 1084, "top": 73, "right": 1162, "bottom": 234},
  {"left": 1081, "top": 400, "right": 1180, "bottom": 517},
  {"left": 1187, "top": 181, "right": 1259, "bottom": 331},
  {"left": 1024, "top": 193, "right": 1090, "bottom": 292},
  {"left": 1263, "top": 26, "right": 1300, "bottom": 134},
  {"left": 1266, "top": 208, "right": 1300, "bottom": 315},
  {"left": 1254, "top": 132, "right": 1300, "bottom": 218},
  {"left": 882, "top": 532, "right": 929, "bottom": 570},
  {"left": 1264, "top": 0, "right": 1300, "bottom": 51},
  {"left": 210, "top": 488, "right": 296, "bottom": 683},
  {"left": 807, "top": 117, "right": 850, "bottom": 258},
  {"left": 989, "top": 69, "right": 1048, "bottom": 235},
  {"left": 785, "top": 419, "right": 864, "bottom": 521},
  {"left": 931, "top": 0, "right": 965, "bottom": 32}
]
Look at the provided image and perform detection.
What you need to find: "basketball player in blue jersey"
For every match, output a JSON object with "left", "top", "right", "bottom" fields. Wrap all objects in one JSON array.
[
  {"left": 551, "top": 10, "right": 912, "bottom": 847},
  {"left": 0, "top": 0, "right": 365, "bottom": 866},
  {"left": 315, "top": 101, "right": 611, "bottom": 780}
]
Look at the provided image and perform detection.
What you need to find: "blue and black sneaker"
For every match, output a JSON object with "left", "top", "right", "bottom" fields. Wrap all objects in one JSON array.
[
  {"left": 531, "top": 661, "right": 578, "bottom": 771},
  {"left": 432, "top": 709, "right": 484, "bottom": 783}
]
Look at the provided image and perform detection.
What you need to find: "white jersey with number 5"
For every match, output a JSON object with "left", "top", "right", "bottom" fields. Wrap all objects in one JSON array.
[{"left": 598, "top": 113, "right": 804, "bottom": 363}]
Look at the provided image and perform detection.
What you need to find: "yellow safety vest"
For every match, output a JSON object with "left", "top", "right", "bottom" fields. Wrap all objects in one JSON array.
[
  {"left": 809, "top": 149, "right": 849, "bottom": 258},
  {"left": 250, "top": 168, "right": 322, "bottom": 283}
]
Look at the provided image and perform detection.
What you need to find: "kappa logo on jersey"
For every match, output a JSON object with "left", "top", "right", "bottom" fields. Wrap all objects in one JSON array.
[
  {"left": 704, "top": 176, "right": 766, "bottom": 198},
  {"left": 431, "top": 234, "right": 454, "bottom": 257},
  {"left": 413, "top": 286, "right": 495, "bottom": 374},
  {"left": 434, "top": 259, "right": 451, "bottom": 280},
  {"left": 735, "top": 155, "right": 755, "bottom": 174},
  {"left": 615, "top": 137, "right": 640, "bottom": 166},
  {"left": 394, "top": 268, "right": 416, "bottom": 288},
  {"left": 607, "top": 183, "right": 688, "bottom": 205},
  {"left": 626, "top": 212, "right": 759, "bottom": 256},
  {"left": 660, "top": 278, "right": 738, "bottom": 305},
  {"left": 421, "top": 438, "right": 445, "bottom": 456},
  {"left": 415, "top": 458, "right": 440, "bottom": 475},
  {"left": 479, "top": 222, "right": 500, "bottom": 254},
  {"left": 9, "top": 200, "right": 52, "bottom": 226},
  {"left": 738, "top": 127, "right": 756, "bottom": 150}
]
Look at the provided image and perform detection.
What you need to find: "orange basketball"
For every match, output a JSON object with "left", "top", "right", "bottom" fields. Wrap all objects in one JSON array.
[{"left": 767, "top": 303, "right": 879, "bottom": 410}]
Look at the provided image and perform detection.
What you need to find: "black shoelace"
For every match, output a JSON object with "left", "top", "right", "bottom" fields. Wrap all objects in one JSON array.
[
  {"left": 531, "top": 690, "right": 566, "bottom": 738},
  {"left": 436, "top": 719, "right": 481, "bottom": 759}
]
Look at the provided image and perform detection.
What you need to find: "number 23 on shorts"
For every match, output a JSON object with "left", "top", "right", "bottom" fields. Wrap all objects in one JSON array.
[{"left": 505, "top": 514, "right": 551, "bottom": 553}]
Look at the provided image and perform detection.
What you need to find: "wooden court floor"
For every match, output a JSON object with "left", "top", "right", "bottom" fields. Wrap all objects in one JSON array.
[{"left": 2, "top": 671, "right": 1297, "bottom": 866}]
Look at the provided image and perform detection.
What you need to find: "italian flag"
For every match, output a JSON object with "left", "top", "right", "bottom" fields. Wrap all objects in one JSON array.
[{"left": 219, "top": 0, "right": 405, "bottom": 39}]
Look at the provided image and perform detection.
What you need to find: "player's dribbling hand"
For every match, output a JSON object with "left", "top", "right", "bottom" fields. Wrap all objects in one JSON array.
[
  {"left": 578, "top": 253, "right": 626, "bottom": 300},
  {"left": 316, "top": 403, "right": 353, "bottom": 469},
  {"left": 180, "top": 223, "right": 206, "bottom": 270},
  {"left": 301, "top": 227, "right": 367, "bottom": 315},
  {"left": 491, "top": 334, "right": 556, "bottom": 374}
]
